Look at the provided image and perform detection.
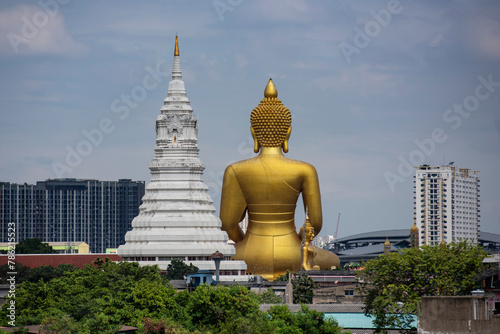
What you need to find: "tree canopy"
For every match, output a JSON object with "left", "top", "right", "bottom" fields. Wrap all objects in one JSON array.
[
  {"left": 0, "top": 259, "right": 345, "bottom": 333},
  {"left": 257, "top": 287, "right": 284, "bottom": 304},
  {"left": 14, "top": 238, "right": 56, "bottom": 254},
  {"left": 0, "top": 263, "right": 78, "bottom": 284},
  {"left": 164, "top": 259, "right": 198, "bottom": 280},
  {"left": 277, "top": 271, "right": 319, "bottom": 304},
  {"left": 357, "top": 241, "right": 487, "bottom": 333}
]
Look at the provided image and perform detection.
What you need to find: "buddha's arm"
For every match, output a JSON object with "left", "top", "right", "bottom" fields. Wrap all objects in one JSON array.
[
  {"left": 302, "top": 166, "right": 323, "bottom": 234},
  {"left": 220, "top": 165, "right": 246, "bottom": 243}
]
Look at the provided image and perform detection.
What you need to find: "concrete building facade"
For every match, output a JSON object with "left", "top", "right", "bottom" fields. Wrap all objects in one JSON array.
[
  {"left": 419, "top": 296, "right": 500, "bottom": 333},
  {"left": 414, "top": 165, "right": 480, "bottom": 245}
]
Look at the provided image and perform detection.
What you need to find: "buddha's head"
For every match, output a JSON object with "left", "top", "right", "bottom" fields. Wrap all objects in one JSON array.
[
  {"left": 304, "top": 219, "right": 315, "bottom": 242},
  {"left": 250, "top": 79, "right": 292, "bottom": 153}
]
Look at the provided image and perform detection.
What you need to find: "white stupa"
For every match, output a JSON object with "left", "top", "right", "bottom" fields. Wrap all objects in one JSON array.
[{"left": 118, "top": 36, "right": 247, "bottom": 280}]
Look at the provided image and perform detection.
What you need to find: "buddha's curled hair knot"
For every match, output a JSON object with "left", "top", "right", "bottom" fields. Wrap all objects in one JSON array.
[{"left": 250, "top": 97, "right": 292, "bottom": 147}]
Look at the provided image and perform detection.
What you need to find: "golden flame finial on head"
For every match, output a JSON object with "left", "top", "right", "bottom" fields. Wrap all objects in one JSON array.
[
  {"left": 174, "top": 35, "right": 179, "bottom": 56},
  {"left": 250, "top": 79, "right": 291, "bottom": 150},
  {"left": 264, "top": 78, "right": 278, "bottom": 98}
]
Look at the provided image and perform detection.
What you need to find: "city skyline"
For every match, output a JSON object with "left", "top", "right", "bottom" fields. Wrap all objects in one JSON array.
[{"left": 1, "top": 1, "right": 499, "bottom": 238}]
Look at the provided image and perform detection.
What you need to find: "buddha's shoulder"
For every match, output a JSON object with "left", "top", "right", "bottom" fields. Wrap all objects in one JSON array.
[
  {"left": 279, "top": 156, "right": 315, "bottom": 168},
  {"left": 284, "top": 158, "right": 319, "bottom": 175},
  {"left": 227, "top": 157, "right": 261, "bottom": 169},
  {"left": 228, "top": 156, "right": 317, "bottom": 171}
]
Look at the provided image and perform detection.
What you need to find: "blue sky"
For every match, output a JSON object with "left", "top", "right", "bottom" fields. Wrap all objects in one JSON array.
[{"left": 0, "top": 0, "right": 499, "bottom": 238}]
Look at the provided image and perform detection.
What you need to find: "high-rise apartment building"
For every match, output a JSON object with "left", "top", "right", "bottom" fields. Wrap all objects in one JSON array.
[
  {"left": 414, "top": 165, "right": 480, "bottom": 246},
  {"left": 0, "top": 178, "right": 145, "bottom": 253}
]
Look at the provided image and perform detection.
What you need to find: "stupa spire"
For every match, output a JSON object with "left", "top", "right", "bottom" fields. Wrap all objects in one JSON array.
[
  {"left": 162, "top": 36, "right": 190, "bottom": 114},
  {"left": 171, "top": 36, "right": 182, "bottom": 81},
  {"left": 174, "top": 35, "right": 179, "bottom": 56}
]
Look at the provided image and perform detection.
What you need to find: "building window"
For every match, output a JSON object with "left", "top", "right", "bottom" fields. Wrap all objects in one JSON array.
[{"left": 344, "top": 290, "right": 354, "bottom": 296}]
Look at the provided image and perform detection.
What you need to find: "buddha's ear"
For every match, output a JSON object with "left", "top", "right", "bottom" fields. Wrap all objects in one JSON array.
[
  {"left": 251, "top": 127, "right": 260, "bottom": 153},
  {"left": 282, "top": 126, "right": 292, "bottom": 153}
]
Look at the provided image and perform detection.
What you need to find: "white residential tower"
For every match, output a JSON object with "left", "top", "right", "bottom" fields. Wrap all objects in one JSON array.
[{"left": 414, "top": 164, "right": 480, "bottom": 245}]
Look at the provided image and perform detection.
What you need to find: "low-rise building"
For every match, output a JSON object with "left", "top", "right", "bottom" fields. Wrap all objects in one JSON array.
[{"left": 419, "top": 295, "right": 500, "bottom": 333}]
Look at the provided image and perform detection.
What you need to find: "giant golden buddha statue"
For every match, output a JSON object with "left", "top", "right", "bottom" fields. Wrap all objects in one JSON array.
[{"left": 220, "top": 79, "right": 339, "bottom": 280}]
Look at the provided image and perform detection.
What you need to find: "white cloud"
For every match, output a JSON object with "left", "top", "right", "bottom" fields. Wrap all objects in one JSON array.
[{"left": 0, "top": 4, "right": 86, "bottom": 56}]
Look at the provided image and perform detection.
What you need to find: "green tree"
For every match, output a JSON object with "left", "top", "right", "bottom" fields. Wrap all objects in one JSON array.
[
  {"left": 184, "top": 284, "right": 260, "bottom": 329},
  {"left": 357, "top": 241, "right": 487, "bottom": 333},
  {"left": 268, "top": 304, "right": 343, "bottom": 334},
  {"left": 165, "top": 259, "right": 198, "bottom": 280},
  {"left": 257, "top": 287, "right": 284, "bottom": 304},
  {"left": 26, "top": 264, "right": 78, "bottom": 284},
  {"left": 0, "top": 263, "right": 78, "bottom": 285},
  {"left": 15, "top": 238, "right": 56, "bottom": 254},
  {"left": 0, "top": 258, "right": 177, "bottom": 331},
  {"left": 0, "top": 262, "right": 31, "bottom": 284},
  {"left": 277, "top": 271, "right": 319, "bottom": 304},
  {"left": 0, "top": 257, "right": 346, "bottom": 333},
  {"left": 142, "top": 317, "right": 186, "bottom": 334},
  {"left": 38, "top": 308, "right": 80, "bottom": 334}
]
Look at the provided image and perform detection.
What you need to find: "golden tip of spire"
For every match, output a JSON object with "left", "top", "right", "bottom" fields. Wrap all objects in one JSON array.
[
  {"left": 174, "top": 35, "right": 179, "bottom": 56},
  {"left": 264, "top": 78, "right": 278, "bottom": 98}
]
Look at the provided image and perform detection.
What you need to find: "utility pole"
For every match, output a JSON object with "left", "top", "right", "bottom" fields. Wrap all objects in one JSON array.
[{"left": 285, "top": 272, "right": 293, "bottom": 304}]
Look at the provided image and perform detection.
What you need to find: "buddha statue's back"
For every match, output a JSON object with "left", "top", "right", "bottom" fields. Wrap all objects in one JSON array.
[{"left": 220, "top": 79, "right": 339, "bottom": 280}]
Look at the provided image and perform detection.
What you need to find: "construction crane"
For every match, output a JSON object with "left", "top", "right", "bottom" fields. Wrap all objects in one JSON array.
[{"left": 334, "top": 213, "right": 341, "bottom": 241}]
